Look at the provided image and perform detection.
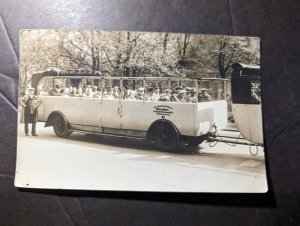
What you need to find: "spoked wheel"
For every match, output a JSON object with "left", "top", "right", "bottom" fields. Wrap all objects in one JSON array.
[
  {"left": 53, "top": 115, "right": 72, "bottom": 138},
  {"left": 154, "top": 122, "right": 180, "bottom": 151}
]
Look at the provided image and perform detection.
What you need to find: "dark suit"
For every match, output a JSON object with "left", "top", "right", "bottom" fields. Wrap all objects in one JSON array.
[{"left": 19, "top": 95, "right": 40, "bottom": 135}]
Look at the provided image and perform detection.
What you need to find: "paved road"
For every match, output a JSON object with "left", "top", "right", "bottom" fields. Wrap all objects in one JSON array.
[{"left": 15, "top": 123, "right": 268, "bottom": 193}]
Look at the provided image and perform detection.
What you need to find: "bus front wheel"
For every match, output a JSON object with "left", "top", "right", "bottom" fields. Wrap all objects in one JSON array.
[
  {"left": 53, "top": 115, "right": 72, "bottom": 138},
  {"left": 154, "top": 122, "right": 180, "bottom": 151}
]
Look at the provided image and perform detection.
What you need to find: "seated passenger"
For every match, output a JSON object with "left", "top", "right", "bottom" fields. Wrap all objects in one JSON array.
[
  {"left": 144, "top": 87, "right": 153, "bottom": 101},
  {"left": 113, "top": 86, "right": 120, "bottom": 99},
  {"left": 187, "top": 88, "right": 197, "bottom": 103},
  {"left": 85, "top": 87, "right": 94, "bottom": 98},
  {"left": 135, "top": 87, "right": 145, "bottom": 100},
  {"left": 160, "top": 89, "right": 171, "bottom": 102},
  {"left": 93, "top": 89, "right": 102, "bottom": 98},
  {"left": 61, "top": 87, "right": 70, "bottom": 96},
  {"left": 104, "top": 87, "right": 115, "bottom": 99},
  {"left": 128, "top": 90, "right": 137, "bottom": 100},
  {"left": 70, "top": 87, "right": 77, "bottom": 96},
  {"left": 251, "top": 88, "right": 261, "bottom": 104},
  {"left": 50, "top": 85, "right": 61, "bottom": 96},
  {"left": 76, "top": 88, "right": 85, "bottom": 97},
  {"left": 92, "top": 86, "right": 98, "bottom": 96},
  {"left": 177, "top": 90, "right": 188, "bottom": 103},
  {"left": 150, "top": 87, "right": 160, "bottom": 101},
  {"left": 198, "top": 88, "right": 212, "bottom": 101},
  {"left": 170, "top": 89, "right": 180, "bottom": 102},
  {"left": 122, "top": 86, "right": 131, "bottom": 99}
]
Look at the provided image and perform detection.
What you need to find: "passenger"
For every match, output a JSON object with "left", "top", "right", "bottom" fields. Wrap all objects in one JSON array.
[
  {"left": 113, "top": 86, "right": 120, "bottom": 99},
  {"left": 198, "top": 88, "right": 212, "bottom": 101},
  {"left": 37, "top": 84, "right": 45, "bottom": 96},
  {"left": 170, "top": 89, "right": 180, "bottom": 102},
  {"left": 144, "top": 87, "right": 153, "bottom": 101},
  {"left": 122, "top": 86, "right": 131, "bottom": 99},
  {"left": 93, "top": 88, "right": 102, "bottom": 98},
  {"left": 92, "top": 86, "right": 98, "bottom": 96},
  {"left": 85, "top": 87, "right": 94, "bottom": 98},
  {"left": 150, "top": 87, "right": 160, "bottom": 101},
  {"left": 102, "top": 87, "right": 107, "bottom": 97},
  {"left": 70, "top": 87, "right": 77, "bottom": 96},
  {"left": 177, "top": 90, "right": 188, "bottom": 103},
  {"left": 50, "top": 84, "right": 61, "bottom": 96},
  {"left": 69, "top": 86, "right": 73, "bottom": 94},
  {"left": 251, "top": 87, "right": 261, "bottom": 103},
  {"left": 76, "top": 88, "right": 85, "bottom": 97},
  {"left": 185, "top": 87, "right": 192, "bottom": 94},
  {"left": 128, "top": 90, "right": 137, "bottom": 100},
  {"left": 104, "top": 87, "right": 115, "bottom": 99},
  {"left": 61, "top": 87, "right": 70, "bottom": 96},
  {"left": 160, "top": 89, "right": 171, "bottom": 102},
  {"left": 136, "top": 87, "right": 145, "bottom": 100},
  {"left": 187, "top": 88, "right": 197, "bottom": 103},
  {"left": 217, "top": 88, "right": 223, "bottom": 100},
  {"left": 175, "top": 86, "right": 183, "bottom": 94}
]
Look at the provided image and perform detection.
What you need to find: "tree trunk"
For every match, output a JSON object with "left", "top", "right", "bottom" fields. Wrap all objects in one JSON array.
[
  {"left": 218, "top": 52, "right": 226, "bottom": 78},
  {"left": 163, "top": 33, "right": 169, "bottom": 54},
  {"left": 182, "top": 34, "right": 190, "bottom": 56},
  {"left": 91, "top": 46, "right": 96, "bottom": 72}
]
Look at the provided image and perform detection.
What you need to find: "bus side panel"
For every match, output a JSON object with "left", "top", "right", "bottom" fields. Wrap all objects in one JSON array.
[
  {"left": 38, "top": 96, "right": 101, "bottom": 126},
  {"left": 193, "top": 104, "right": 214, "bottom": 136},
  {"left": 198, "top": 100, "right": 228, "bottom": 130},
  {"left": 232, "top": 104, "right": 263, "bottom": 144},
  {"left": 101, "top": 99, "right": 121, "bottom": 129},
  {"left": 120, "top": 100, "right": 196, "bottom": 136}
]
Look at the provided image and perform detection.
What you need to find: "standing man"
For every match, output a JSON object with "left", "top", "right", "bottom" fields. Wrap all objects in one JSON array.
[{"left": 19, "top": 87, "right": 41, "bottom": 136}]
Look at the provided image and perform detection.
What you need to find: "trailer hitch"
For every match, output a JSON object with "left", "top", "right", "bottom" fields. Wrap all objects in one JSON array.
[{"left": 206, "top": 125, "right": 263, "bottom": 156}]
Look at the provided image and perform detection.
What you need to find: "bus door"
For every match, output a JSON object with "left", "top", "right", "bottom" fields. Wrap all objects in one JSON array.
[
  {"left": 101, "top": 78, "right": 122, "bottom": 130},
  {"left": 119, "top": 78, "right": 147, "bottom": 132}
]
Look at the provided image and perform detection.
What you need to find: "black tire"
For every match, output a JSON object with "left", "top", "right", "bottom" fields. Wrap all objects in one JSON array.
[
  {"left": 154, "top": 122, "right": 180, "bottom": 151},
  {"left": 53, "top": 115, "right": 72, "bottom": 138}
]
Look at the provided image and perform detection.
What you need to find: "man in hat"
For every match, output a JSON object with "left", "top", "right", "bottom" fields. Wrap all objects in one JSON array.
[
  {"left": 187, "top": 87, "right": 197, "bottom": 103},
  {"left": 177, "top": 90, "right": 188, "bottom": 103},
  {"left": 198, "top": 88, "right": 212, "bottom": 101},
  {"left": 19, "top": 87, "right": 41, "bottom": 136}
]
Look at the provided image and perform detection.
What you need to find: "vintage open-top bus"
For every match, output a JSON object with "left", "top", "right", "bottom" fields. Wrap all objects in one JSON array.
[{"left": 30, "top": 69, "right": 228, "bottom": 150}]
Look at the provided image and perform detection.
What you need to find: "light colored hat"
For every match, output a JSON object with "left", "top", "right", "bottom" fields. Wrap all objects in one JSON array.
[
  {"left": 28, "top": 87, "right": 35, "bottom": 91},
  {"left": 200, "top": 88, "right": 208, "bottom": 91},
  {"left": 137, "top": 87, "right": 145, "bottom": 91},
  {"left": 179, "top": 90, "right": 187, "bottom": 95},
  {"left": 190, "top": 88, "right": 197, "bottom": 93}
]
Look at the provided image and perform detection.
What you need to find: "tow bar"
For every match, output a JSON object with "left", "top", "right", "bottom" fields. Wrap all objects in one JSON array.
[{"left": 206, "top": 125, "right": 263, "bottom": 156}]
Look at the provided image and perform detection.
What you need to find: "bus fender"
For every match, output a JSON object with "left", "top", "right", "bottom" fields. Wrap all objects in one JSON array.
[
  {"left": 45, "top": 111, "right": 68, "bottom": 127},
  {"left": 146, "top": 119, "right": 180, "bottom": 141}
]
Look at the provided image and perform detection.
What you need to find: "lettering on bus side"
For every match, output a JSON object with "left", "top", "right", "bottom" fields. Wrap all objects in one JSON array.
[{"left": 153, "top": 105, "right": 173, "bottom": 119}]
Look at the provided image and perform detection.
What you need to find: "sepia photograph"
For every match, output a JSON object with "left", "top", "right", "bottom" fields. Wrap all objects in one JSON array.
[{"left": 15, "top": 30, "right": 267, "bottom": 192}]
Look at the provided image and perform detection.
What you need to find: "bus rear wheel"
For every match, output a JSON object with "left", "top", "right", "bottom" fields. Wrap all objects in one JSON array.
[
  {"left": 154, "top": 122, "right": 180, "bottom": 151},
  {"left": 53, "top": 115, "right": 72, "bottom": 138}
]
